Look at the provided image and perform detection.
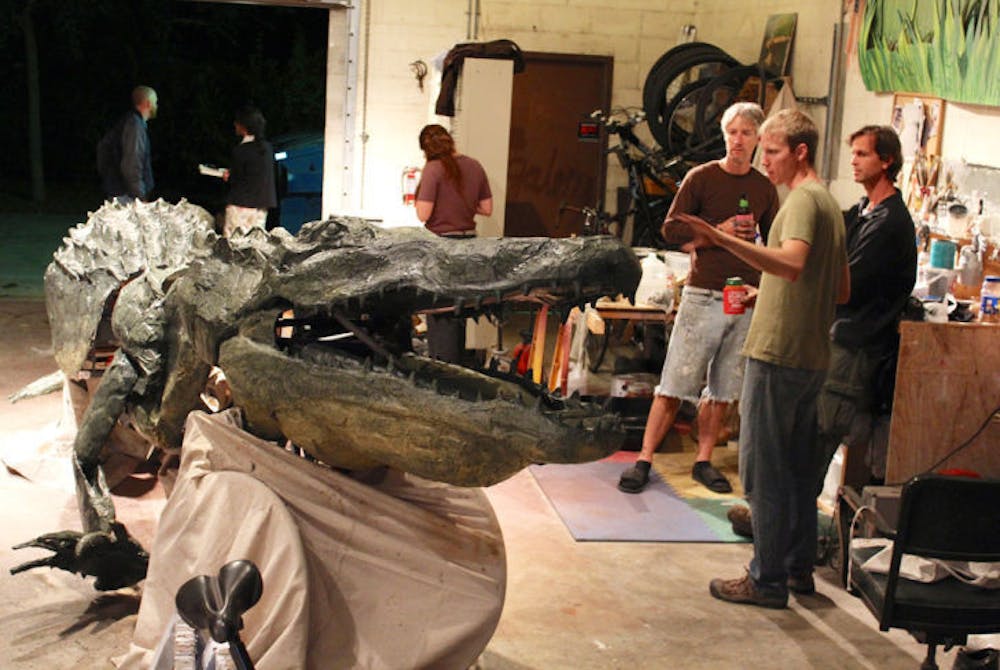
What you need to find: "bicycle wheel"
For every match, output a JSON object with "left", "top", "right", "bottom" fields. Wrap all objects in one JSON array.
[
  {"left": 688, "top": 64, "right": 769, "bottom": 160},
  {"left": 642, "top": 43, "right": 738, "bottom": 150},
  {"left": 641, "top": 42, "right": 734, "bottom": 116}
]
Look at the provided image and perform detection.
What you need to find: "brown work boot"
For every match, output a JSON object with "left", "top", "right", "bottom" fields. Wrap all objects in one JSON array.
[
  {"left": 709, "top": 573, "right": 787, "bottom": 609},
  {"left": 726, "top": 504, "right": 753, "bottom": 538}
]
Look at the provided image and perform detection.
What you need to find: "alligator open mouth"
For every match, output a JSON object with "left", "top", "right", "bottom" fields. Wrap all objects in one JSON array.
[{"left": 215, "top": 264, "right": 635, "bottom": 487}]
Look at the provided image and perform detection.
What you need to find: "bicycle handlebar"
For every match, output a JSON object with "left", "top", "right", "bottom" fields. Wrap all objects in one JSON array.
[{"left": 590, "top": 108, "right": 646, "bottom": 133}]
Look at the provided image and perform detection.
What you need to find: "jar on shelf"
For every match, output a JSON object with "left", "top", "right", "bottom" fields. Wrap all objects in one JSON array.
[{"left": 979, "top": 275, "right": 1000, "bottom": 323}]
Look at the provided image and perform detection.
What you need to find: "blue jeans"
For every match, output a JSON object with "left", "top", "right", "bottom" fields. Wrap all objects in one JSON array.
[{"left": 740, "top": 358, "right": 825, "bottom": 593}]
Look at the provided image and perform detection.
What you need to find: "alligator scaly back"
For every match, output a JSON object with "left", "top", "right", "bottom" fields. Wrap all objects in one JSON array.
[{"left": 44, "top": 198, "right": 215, "bottom": 377}]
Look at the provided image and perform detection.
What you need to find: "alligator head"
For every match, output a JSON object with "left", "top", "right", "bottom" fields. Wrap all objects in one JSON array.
[{"left": 167, "top": 217, "right": 642, "bottom": 485}]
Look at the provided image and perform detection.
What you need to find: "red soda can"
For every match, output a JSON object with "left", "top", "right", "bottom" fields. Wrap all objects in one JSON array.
[{"left": 723, "top": 277, "right": 747, "bottom": 315}]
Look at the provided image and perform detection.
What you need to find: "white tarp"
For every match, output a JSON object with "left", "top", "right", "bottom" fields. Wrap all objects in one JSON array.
[{"left": 118, "top": 410, "right": 506, "bottom": 669}]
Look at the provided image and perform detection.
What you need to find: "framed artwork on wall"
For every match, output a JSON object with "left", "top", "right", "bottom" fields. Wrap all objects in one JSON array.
[{"left": 758, "top": 13, "right": 797, "bottom": 78}]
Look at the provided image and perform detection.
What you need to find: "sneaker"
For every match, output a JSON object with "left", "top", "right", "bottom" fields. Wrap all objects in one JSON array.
[
  {"left": 692, "top": 461, "right": 733, "bottom": 493},
  {"left": 709, "top": 573, "right": 787, "bottom": 609},
  {"left": 726, "top": 504, "right": 753, "bottom": 538},
  {"left": 618, "top": 461, "right": 651, "bottom": 494},
  {"left": 787, "top": 572, "right": 815, "bottom": 595}
]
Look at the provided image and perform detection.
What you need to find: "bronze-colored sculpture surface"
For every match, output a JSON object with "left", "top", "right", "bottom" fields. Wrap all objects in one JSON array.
[{"left": 13, "top": 199, "right": 641, "bottom": 590}]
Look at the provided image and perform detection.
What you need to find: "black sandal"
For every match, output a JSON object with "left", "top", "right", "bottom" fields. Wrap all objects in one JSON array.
[
  {"left": 692, "top": 461, "right": 733, "bottom": 493},
  {"left": 618, "top": 462, "right": 651, "bottom": 493}
]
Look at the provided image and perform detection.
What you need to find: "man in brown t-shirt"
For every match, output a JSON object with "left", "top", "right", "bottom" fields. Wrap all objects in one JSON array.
[{"left": 618, "top": 102, "right": 779, "bottom": 495}]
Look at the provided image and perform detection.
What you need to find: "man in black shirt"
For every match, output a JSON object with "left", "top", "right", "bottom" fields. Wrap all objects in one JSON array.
[{"left": 815, "top": 125, "right": 917, "bottom": 487}]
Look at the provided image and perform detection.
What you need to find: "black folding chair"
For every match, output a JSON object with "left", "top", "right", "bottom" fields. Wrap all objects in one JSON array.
[{"left": 847, "top": 475, "right": 1000, "bottom": 670}]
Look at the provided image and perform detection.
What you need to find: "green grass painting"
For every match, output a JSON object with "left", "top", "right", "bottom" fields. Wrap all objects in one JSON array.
[{"left": 859, "top": 0, "right": 1000, "bottom": 106}]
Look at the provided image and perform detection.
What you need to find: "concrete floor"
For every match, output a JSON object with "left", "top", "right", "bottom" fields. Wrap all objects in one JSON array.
[{"left": 0, "top": 298, "right": 952, "bottom": 669}]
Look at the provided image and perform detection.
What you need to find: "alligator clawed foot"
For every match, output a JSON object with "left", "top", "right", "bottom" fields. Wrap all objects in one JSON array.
[{"left": 11, "top": 522, "right": 149, "bottom": 591}]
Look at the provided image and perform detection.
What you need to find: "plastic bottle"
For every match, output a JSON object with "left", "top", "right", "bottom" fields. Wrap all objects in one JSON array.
[
  {"left": 723, "top": 277, "right": 747, "bottom": 315},
  {"left": 979, "top": 275, "right": 1000, "bottom": 323},
  {"left": 735, "top": 193, "right": 755, "bottom": 243},
  {"left": 635, "top": 253, "right": 670, "bottom": 309},
  {"left": 736, "top": 194, "right": 751, "bottom": 223}
]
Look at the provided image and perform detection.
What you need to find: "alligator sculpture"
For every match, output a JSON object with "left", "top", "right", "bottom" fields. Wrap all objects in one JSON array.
[{"left": 12, "top": 199, "right": 641, "bottom": 590}]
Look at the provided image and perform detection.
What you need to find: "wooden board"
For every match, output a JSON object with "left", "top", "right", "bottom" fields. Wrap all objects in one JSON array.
[
  {"left": 886, "top": 321, "right": 1000, "bottom": 482},
  {"left": 548, "top": 309, "right": 576, "bottom": 395},
  {"left": 529, "top": 304, "right": 549, "bottom": 385}
]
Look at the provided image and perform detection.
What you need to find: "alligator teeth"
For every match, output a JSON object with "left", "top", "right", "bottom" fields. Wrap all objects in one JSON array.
[{"left": 453, "top": 299, "right": 464, "bottom": 316}]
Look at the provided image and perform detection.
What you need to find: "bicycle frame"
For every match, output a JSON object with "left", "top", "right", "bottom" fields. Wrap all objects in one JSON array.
[{"left": 601, "top": 109, "right": 680, "bottom": 248}]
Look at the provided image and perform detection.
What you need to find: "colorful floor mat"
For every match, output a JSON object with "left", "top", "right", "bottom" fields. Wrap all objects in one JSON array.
[{"left": 529, "top": 445, "right": 750, "bottom": 543}]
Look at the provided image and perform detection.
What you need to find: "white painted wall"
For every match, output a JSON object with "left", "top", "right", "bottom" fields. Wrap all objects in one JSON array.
[
  {"left": 450, "top": 58, "right": 513, "bottom": 237},
  {"left": 323, "top": 1, "right": 1000, "bottom": 222}
]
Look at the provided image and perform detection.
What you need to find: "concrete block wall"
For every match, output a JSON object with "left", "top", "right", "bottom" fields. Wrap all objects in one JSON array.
[
  {"left": 348, "top": 0, "right": 469, "bottom": 223},
  {"left": 334, "top": 0, "right": 1000, "bottom": 223},
  {"left": 351, "top": 0, "right": 697, "bottom": 223}
]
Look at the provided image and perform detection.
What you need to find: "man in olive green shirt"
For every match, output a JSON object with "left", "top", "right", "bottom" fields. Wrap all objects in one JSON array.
[{"left": 679, "top": 109, "right": 849, "bottom": 609}]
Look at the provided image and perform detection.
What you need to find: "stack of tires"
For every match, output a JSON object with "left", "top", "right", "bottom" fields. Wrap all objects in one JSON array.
[{"left": 642, "top": 43, "right": 777, "bottom": 164}]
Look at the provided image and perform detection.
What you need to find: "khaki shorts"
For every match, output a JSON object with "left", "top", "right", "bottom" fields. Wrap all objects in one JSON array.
[{"left": 224, "top": 205, "right": 267, "bottom": 237}]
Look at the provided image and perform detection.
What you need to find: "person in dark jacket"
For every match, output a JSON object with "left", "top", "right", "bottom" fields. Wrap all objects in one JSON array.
[
  {"left": 223, "top": 105, "right": 277, "bottom": 237},
  {"left": 815, "top": 125, "right": 917, "bottom": 486},
  {"left": 98, "top": 86, "right": 157, "bottom": 203}
]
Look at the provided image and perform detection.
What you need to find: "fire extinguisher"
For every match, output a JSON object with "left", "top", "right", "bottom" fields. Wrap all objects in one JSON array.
[{"left": 401, "top": 166, "right": 421, "bottom": 206}]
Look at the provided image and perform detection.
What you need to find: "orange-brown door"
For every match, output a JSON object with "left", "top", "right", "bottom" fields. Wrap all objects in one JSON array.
[{"left": 505, "top": 52, "right": 613, "bottom": 238}]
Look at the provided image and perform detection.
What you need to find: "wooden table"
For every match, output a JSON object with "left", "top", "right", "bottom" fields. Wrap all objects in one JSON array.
[
  {"left": 594, "top": 300, "right": 673, "bottom": 324},
  {"left": 886, "top": 320, "right": 1000, "bottom": 482}
]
